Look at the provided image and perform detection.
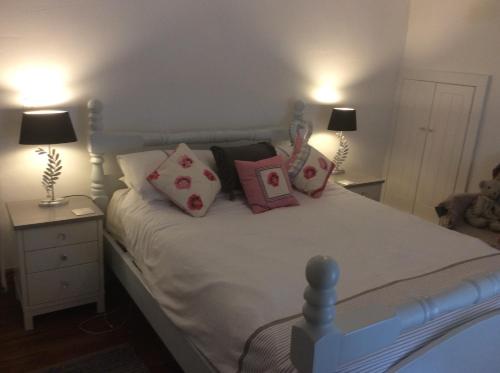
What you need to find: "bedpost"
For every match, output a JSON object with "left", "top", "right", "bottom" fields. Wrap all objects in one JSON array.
[
  {"left": 291, "top": 255, "right": 342, "bottom": 373},
  {"left": 87, "top": 99, "right": 109, "bottom": 211},
  {"left": 290, "top": 100, "right": 304, "bottom": 145}
]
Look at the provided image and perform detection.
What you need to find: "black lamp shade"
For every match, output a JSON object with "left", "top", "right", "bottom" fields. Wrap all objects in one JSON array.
[
  {"left": 19, "top": 110, "right": 77, "bottom": 145},
  {"left": 328, "top": 108, "right": 357, "bottom": 132}
]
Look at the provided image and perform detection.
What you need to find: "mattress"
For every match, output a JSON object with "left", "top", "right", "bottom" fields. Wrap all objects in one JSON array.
[{"left": 106, "top": 183, "right": 499, "bottom": 372}]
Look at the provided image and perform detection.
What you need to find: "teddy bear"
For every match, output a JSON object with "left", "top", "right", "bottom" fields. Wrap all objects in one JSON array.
[
  {"left": 465, "top": 179, "right": 500, "bottom": 231},
  {"left": 494, "top": 165, "right": 500, "bottom": 218}
]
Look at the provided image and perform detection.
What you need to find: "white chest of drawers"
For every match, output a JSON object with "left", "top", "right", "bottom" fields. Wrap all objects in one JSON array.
[
  {"left": 6, "top": 197, "right": 105, "bottom": 330},
  {"left": 332, "top": 173, "right": 385, "bottom": 201}
]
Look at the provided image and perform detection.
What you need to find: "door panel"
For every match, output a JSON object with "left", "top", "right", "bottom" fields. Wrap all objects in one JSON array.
[
  {"left": 383, "top": 79, "right": 435, "bottom": 213},
  {"left": 413, "top": 83, "right": 474, "bottom": 221}
]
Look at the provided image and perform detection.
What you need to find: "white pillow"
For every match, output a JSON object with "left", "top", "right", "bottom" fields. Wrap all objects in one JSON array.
[
  {"left": 116, "top": 150, "right": 168, "bottom": 201},
  {"left": 275, "top": 144, "right": 293, "bottom": 161},
  {"left": 118, "top": 176, "right": 129, "bottom": 187}
]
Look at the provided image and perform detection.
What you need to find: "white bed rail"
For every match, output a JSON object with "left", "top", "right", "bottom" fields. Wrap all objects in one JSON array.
[{"left": 291, "top": 255, "right": 500, "bottom": 373}]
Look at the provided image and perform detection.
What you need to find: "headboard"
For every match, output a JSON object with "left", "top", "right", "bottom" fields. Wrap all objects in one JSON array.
[{"left": 87, "top": 99, "right": 309, "bottom": 210}]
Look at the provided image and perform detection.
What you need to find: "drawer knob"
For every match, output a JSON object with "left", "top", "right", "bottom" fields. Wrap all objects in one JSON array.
[
  {"left": 60, "top": 254, "right": 68, "bottom": 261},
  {"left": 57, "top": 233, "right": 67, "bottom": 241},
  {"left": 61, "top": 281, "right": 70, "bottom": 288}
]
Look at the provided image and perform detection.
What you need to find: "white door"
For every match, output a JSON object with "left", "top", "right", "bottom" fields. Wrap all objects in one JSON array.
[
  {"left": 412, "top": 83, "right": 475, "bottom": 221},
  {"left": 383, "top": 79, "right": 435, "bottom": 213}
]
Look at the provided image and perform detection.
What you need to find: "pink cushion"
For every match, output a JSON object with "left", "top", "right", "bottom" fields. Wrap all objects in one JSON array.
[
  {"left": 235, "top": 155, "right": 299, "bottom": 214},
  {"left": 287, "top": 134, "right": 335, "bottom": 198},
  {"left": 147, "top": 143, "right": 221, "bottom": 217}
]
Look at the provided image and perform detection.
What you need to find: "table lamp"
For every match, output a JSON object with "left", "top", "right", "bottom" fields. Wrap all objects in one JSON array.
[
  {"left": 19, "top": 110, "right": 77, "bottom": 207},
  {"left": 328, "top": 108, "right": 357, "bottom": 174}
]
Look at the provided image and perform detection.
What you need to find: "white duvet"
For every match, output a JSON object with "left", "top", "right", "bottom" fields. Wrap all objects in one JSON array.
[{"left": 107, "top": 183, "right": 495, "bottom": 372}]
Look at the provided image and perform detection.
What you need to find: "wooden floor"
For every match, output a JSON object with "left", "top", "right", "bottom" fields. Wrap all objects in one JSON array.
[{"left": 0, "top": 270, "right": 183, "bottom": 373}]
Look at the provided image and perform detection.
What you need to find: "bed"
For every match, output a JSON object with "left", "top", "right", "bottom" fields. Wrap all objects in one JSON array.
[{"left": 87, "top": 99, "right": 500, "bottom": 373}]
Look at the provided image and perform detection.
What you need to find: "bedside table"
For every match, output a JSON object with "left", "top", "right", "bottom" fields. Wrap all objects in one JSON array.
[
  {"left": 332, "top": 173, "right": 385, "bottom": 201},
  {"left": 6, "top": 196, "right": 105, "bottom": 330}
]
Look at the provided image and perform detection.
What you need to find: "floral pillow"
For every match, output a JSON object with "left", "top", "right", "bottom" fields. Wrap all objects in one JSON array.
[
  {"left": 287, "top": 134, "right": 335, "bottom": 198},
  {"left": 235, "top": 155, "right": 299, "bottom": 214},
  {"left": 147, "top": 143, "right": 221, "bottom": 217}
]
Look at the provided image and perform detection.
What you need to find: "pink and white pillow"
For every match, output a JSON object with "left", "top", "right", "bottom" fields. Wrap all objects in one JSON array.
[
  {"left": 235, "top": 155, "right": 299, "bottom": 214},
  {"left": 147, "top": 143, "right": 221, "bottom": 217},
  {"left": 287, "top": 134, "right": 335, "bottom": 198}
]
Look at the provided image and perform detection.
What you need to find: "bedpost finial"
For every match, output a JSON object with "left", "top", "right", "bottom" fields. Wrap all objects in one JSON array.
[
  {"left": 302, "top": 256, "right": 338, "bottom": 327},
  {"left": 291, "top": 256, "right": 342, "bottom": 372},
  {"left": 88, "top": 99, "right": 104, "bottom": 133},
  {"left": 294, "top": 100, "right": 305, "bottom": 114},
  {"left": 87, "top": 99, "right": 103, "bottom": 113},
  {"left": 290, "top": 100, "right": 306, "bottom": 146},
  {"left": 306, "top": 255, "right": 339, "bottom": 290}
]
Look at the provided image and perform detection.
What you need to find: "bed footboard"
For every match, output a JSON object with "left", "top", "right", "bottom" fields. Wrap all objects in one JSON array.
[{"left": 291, "top": 256, "right": 500, "bottom": 373}]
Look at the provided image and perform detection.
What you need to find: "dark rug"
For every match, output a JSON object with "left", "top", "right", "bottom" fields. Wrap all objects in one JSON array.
[{"left": 35, "top": 344, "right": 149, "bottom": 373}]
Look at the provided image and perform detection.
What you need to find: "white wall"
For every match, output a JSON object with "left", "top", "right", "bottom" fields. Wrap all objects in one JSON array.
[
  {"left": 403, "top": 0, "right": 500, "bottom": 190},
  {"left": 0, "top": 0, "right": 410, "bottom": 268}
]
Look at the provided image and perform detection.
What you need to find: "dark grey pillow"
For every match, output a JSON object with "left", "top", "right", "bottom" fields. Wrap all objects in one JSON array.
[{"left": 211, "top": 142, "right": 277, "bottom": 199}]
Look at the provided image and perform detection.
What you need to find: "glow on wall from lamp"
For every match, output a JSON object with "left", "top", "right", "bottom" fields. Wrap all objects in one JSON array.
[
  {"left": 309, "top": 132, "right": 338, "bottom": 160},
  {"left": 8, "top": 66, "right": 71, "bottom": 107},
  {"left": 311, "top": 83, "right": 342, "bottom": 104}
]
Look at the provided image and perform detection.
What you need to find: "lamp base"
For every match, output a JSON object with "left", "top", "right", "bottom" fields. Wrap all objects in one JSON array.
[
  {"left": 333, "top": 131, "right": 349, "bottom": 175},
  {"left": 39, "top": 197, "right": 68, "bottom": 207}
]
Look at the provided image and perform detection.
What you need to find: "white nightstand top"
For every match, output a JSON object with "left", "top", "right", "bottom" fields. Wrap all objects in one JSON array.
[
  {"left": 7, "top": 196, "right": 103, "bottom": 230},
  {"left": 331, "top": 172, "right": 385, "bottom": 188}
]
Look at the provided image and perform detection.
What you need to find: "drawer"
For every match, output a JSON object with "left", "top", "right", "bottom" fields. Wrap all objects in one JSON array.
[
  {"left": 348, "top": 183, "right": 382, "bottom": 201},
  {"left": 27, "top": 262, "right": 99, "bottom": 306},
  {"left": 25, "top": 242, "right": 99, "bottom": 273},
  {"left": 23, "top": 220, "right": 98, "bottom": 252}
]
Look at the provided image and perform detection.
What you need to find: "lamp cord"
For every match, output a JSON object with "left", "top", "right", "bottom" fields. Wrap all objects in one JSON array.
[
  {"left": 78, "top": 304, "right": 131, "bottom": 336},
  {"left": 0, "top": 246, "right": 6, "bottom": 292},
  {"left": 62, "top": 194, "right": 92, "bottom": 200}
]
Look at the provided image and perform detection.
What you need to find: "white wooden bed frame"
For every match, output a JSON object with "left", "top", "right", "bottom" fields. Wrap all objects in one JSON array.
[{"left": 87, "top": 99, "right": 500, "bottom": 373}]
